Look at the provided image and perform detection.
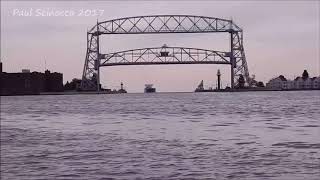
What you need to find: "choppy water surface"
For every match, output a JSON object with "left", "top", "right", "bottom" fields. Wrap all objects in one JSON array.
[{"left": 1, "top": 91, "right": 320, "bottom": 179}]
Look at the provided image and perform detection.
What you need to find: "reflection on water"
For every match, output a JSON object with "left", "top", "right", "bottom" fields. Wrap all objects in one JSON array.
[{"left": 1, "top": 91, "right": 320, "bottom": 179}]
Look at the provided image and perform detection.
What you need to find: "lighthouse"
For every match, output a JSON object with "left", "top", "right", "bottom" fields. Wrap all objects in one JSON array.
[{"left": 217, "top": 69, "right": 221, "bottom": 90}]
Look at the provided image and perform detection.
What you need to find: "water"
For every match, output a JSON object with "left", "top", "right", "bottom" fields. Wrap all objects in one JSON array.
[{"left": 1, "top": 91, "right": 320, "bottom": 179}]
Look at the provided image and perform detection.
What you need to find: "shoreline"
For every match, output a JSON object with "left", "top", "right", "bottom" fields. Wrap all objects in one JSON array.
[
  {"left": 1, "top": 89, "right": 319, "bottom": 97},
  {"left": 195, "top": 88, "right": 320, "bottom": 93}
]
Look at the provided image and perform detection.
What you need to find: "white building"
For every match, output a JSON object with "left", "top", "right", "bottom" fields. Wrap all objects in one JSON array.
[
  {"left": 286, "top": 80, "right": 295, "bottom": 89},
  {"left": 312, "top": 77, "right": 320, "bottom": 89},
  {"left": 294, "top": 76, "right": 320, "bottom": 90},
  {"left": 267, "top": 75, "right": 320, "bottom": 90},
  {"left": 294, "top": 77, "right": 305, "bottom": 89},
  {"left": 266, "top": 75, "right": 288, "bottom": 90},
  {"left": 305, "top": 78, "right": 313, "bottom": 89}
]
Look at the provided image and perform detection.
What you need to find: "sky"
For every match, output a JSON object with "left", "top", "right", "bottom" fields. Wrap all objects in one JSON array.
[{"left": 1, "top": 0, "right": 319, "bottom": 92}]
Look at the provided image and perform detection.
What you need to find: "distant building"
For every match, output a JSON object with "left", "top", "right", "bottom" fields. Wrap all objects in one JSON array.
[
  {"left": 312, "top": 77, "right": 320, "bottom": 89},
  {"left": 304, "top": 77, "right": 313, "bottom": 89},
  {"left": 266, "top": 75, "right": 288, "bottom": 90},
  {"left": 292, "top": 76, "right": 319, "bottom": 90},
  {"left": 294, "top": 77, "right": 305, "bottom": 89},
  {"left": 266, "top": 73, "right": 320, "bottom": 90},
  {"left": 64, "top": 78, "right": 82, "bottom": 91},
  {"left": 44, "top": 70, "right": 63, "bottom": 92},
  {"left": 1, "top": 71, "right": 46, "bottom": 95},
  {"left": 0, "top": 64, "right": 63, "bottom": 95}
]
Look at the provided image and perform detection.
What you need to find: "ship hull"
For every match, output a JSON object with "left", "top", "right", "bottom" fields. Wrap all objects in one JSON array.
[{"left": 145, "top": 88, "right": 156, "bottom": 93}]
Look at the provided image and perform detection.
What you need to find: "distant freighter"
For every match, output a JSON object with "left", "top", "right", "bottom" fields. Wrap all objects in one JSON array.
[{"left": 144, "top": 84, "right": 156, "bottom": 93}]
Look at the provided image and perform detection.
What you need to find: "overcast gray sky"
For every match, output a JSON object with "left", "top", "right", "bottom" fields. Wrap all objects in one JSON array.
[{"left": 1, "top": 1, "right": 319, "bottom": 92}]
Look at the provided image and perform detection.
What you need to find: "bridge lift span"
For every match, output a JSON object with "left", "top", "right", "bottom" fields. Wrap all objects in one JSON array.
[{"left": 81, "top": 15, "right": 250, "bottom": 91}]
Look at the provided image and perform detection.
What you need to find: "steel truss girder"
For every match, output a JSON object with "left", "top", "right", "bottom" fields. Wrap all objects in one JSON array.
[
  {"left": 89, "top": 15, "right": 242, "bottom": 34},
  {"left": 81, "top": 15, "right": 250, "bottom": 91},
  {"left": 100, "top": 46, "right": 230, "bottom": 66}
]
